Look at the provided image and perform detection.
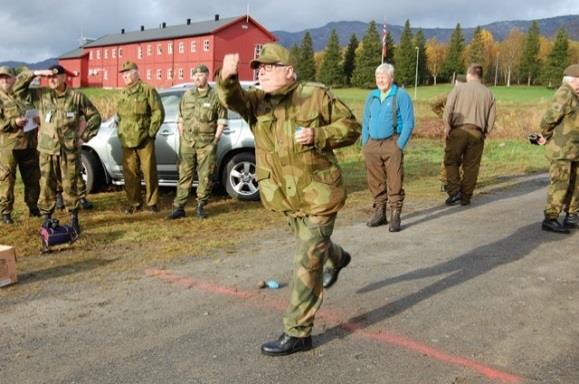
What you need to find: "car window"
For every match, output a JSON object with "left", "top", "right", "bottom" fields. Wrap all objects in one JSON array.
[{"left": 161, "top": 92, "right": 182, "bottom": 123}]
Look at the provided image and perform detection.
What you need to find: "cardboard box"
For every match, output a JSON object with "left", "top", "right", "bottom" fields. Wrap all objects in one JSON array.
[{"left": 0, "top": 245, "right": 17, "bottom": 287}]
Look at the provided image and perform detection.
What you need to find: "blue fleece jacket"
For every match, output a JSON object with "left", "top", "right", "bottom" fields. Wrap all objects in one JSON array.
[{"left": 361, "top": 84, "right": 415, "bottom": 149}]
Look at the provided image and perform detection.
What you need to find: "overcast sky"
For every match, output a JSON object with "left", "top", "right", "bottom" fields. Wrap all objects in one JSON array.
[{"left": 0, "top": 0, "right": 577, "bottom": 63}]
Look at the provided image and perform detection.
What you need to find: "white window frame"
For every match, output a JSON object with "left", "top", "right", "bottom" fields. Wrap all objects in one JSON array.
[
  {"left": 104, "top": 49, "right": 108, "bottom": 59},
  {"left": 112, "top": 48, "right": 117, "bottom": 58},
  {"left": 96, "top": 50, "right": 100, "bottom": 59},
  {"left": 254, "top": 44, "right": 263, "bottom": 59},
  {"left": 178, "top": 42, "right": 184, "bottom": 54},
  {"left": 167, "top": 42, "right": 173, "bottom": 55},
  {"left": 157, "top": 44, "right": 162, "bottom": 55},
  {"left": 118, "top": 48, "right": 123, "bottom": 57},
  {"left": 156, "top": 69, "right": 162, "bottom": 80},
  {"left": 178, "top": 68, "right": 184, "bottom": 80},
  {"left": 147, "top": 45, "right": 152, "bottom": 56},
  {"left": 167, "top": 68, "right": 173, "bottom": 80},
  {"left": 203, "top": 39, "right": 210, "bottom": 52},
  {"left": 137, "top": 46, "right": 143, "bottom": 59},
  {"left": 191, "top": 41, "right": 196, "bottom": 53},
  {"left": 146, "top": 69, "right": 151, "bottom": 80}
]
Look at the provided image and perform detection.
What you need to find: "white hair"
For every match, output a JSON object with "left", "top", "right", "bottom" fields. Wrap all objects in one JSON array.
[
  {"left": 563, "top": 75, "right": 575, "bottom": 85},
  {"left": 375, "top": 63, "right": 395, "bottom": 78}
]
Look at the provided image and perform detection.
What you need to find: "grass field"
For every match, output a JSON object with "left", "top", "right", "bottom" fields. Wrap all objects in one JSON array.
[{"left": 0, "top": 85, "right": 553, "bottom": 292}]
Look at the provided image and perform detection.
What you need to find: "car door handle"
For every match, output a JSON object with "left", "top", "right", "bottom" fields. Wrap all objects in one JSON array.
[{"left": 159, "top": 130, "right": 174, "bottom": 136}]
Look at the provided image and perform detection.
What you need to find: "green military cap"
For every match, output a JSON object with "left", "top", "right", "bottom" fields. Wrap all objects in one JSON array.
[
  {"left": 192, "top": 64, "right": 209, "bottom": 74},
  {"left": 120, "top": 61, "right": 138, "bottom": 73},
  {"left": 250, "top": 43, "right": 293, "bottom": 69},
  {"left": 563, "top": 64, "right": 579, "bottom": 77},
  {"left": 0, "top": 65, "right": 14, "bottom": 77}
]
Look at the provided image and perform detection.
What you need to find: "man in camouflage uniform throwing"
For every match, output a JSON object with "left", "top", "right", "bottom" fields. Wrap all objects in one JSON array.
[
  {"left": 167, "top": 64, "right": 227, "bottom": 220},
  {"left": 117, "top": 61, "right": 165, "bottom": 214},
  {"left": 14, "top": 65, "right": 101, "bottom": 233},
  {"left": 0, "top": 66, "right": 40, "bottom": 224},
  {"left": 536, "top": 64, "right": 579, "bottom": 233},
  {"left": 217, "top": 43, "right": 360, "bottom": 356}
]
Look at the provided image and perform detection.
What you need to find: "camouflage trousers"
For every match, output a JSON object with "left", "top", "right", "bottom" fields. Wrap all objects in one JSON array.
[
  {"left": 122, "top": 138, "right": 159, "bottom": 208},
  {"left": 283, "top": 214, "right": 347, "bottom": 338},
  {"left": 38, "top": 151, "right": 80, "bottom": 214},
  {"left": 173, "top": 141, "right": 216, "bottom": 208},
  {"left": 56, "top": 166, "right": 87, "bottom": 199},
  {"left": 544, "top": 159, "right": 578, "bottom": 219},
  {"left": 0, "top": 147, "right": 40, "bottom": 214}
]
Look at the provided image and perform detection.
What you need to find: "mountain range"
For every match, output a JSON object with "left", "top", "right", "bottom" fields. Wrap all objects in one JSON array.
[{"left": 2, "top": 15, "right": 578, "bottom": 68}]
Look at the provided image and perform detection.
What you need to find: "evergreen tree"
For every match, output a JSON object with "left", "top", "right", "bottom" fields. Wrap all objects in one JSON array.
[
  {"left": 297, "top": 32, "right": 316, "bottom": 81},
  {"left": 351, "top": 20, "right": 382, "bottom": 88},
  {"left": 317, "top": 29, "right": 344, "bottom": 86},
  {"left": 342, "top": 33, "right": 359, "bottom": 85},
  {"left": 383, "top": 27, "right": 396, "bottom": 64},
  {"left": 441, "top": 23, "right": 465, "bottom": 81},
  {"left": 542, "top": 28, "right": 570, "bottom": 87},
  {"left": 468, "top": 26, "right": 485, "bottom": 66},
  {"left": 289, "top": 43, "right": 301, "bottom": 67},
  {"left": 414, "top": 29, "right": 429, "bottom": 85},
  {"left": 519, "top": 21, "right": 541, "bottom": 86},
  {"left": 394, "top": 19, "right": 415, "bottom": 86}
]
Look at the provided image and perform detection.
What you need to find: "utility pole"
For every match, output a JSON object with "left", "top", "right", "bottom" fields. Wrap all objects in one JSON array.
[
  {"left": 414, "top": 46, "right": 419, "bottom": 99},
  {"left": 494, "top": 52, "right": 499, "bottom": 86}
]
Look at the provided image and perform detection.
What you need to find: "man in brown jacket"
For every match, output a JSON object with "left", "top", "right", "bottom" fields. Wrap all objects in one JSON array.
[{"left": 443, "top": 64, "right": 496, "bottom": 206}]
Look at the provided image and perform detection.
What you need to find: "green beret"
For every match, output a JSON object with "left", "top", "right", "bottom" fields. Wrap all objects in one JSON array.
[{"left": 120, "top": 61, "right": 138, "bottom": 73}]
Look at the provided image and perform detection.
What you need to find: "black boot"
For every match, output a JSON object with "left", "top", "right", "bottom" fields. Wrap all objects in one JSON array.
[
  {"left": 445, "top": 191, "right": 462, "bottom": 206},
  {"left": 541, "top": 218, "right": 570, "bottom": 234},
  {"left": 166, "top": 207, "right": 186, "bottom": 220},
  {"left": 196, "top": 202, "right": 207, "bottom": 219},
  {"left": 55, "top": 193, "right": 65, "bottom": 210},
  {"left": 79, "top": 197, "right": 94, "bottom": 209},
  {"left": 29, "top": 207, "right": 41, "bottom": 217},
  {"left": 261, "top": 333, "right": 312, "bottom": 356},
  {"left": 2, "top": 213, "right": 13, "bottom": 224},
  {"left": 563, "top": 213, "right": 578, "bottom": 229},
  {"left": 366, "top": 204, "right": 387, "bottom": 227},
  {"left": 42, "top": 213, "right": 52, "bottom": 227},
  {"left": 389, "top": 208, "right": 401, "bottom": 232},
  {"left": 322, "top": 251, "right": 351, "bottom": 289},
  {"left": 70, "top": 209, "right": 81, "bottom": 234}
]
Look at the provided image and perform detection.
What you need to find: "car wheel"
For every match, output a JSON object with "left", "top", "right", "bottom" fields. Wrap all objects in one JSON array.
[
  {"left": 81, "top": 150, "right": 106, "bottom": 193},
  {"left": 222, "top": 152, "right": 259, "bottom": 201}
]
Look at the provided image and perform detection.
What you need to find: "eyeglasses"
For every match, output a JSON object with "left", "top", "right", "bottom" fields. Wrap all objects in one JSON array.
[{"left": 257, "top": 63, "right": 287, "bottom": 72}]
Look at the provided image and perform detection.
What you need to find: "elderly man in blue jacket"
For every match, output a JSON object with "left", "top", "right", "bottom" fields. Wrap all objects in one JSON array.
[{"left": 362, "top": 63, "right": 415, "bottom": 232}]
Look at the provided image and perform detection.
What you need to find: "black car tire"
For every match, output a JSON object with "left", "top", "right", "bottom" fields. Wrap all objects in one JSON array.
[
  {"left": 81, "top": 150, "right": 106, "bottom": 193},
  {"left": 222, "top": 152, "right": 259, "bottom": 201}
]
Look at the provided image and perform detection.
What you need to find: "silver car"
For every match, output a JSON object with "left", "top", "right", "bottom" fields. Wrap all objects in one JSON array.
[{"left": 80, "top": 86, "right": 259, "bottom": 201}]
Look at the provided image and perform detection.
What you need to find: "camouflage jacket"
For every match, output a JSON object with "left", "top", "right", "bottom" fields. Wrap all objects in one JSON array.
[
  {"left": 217, "top": 77, "right": 361, "bottom": 217},
  {"left": 117, "top": 79, "right": 165, "bottom": 148},
  {"left": 0, "top": 88, "right": 37, "bottom": 150},
  {"left": 14, "top": 70, "right": 101, "bottom": 155},
  {"left": 540, "top": 83, "right": 579, "bottom": 161},
  {"left": 179, "top": 85, "right": 227, "bottom": 147}
]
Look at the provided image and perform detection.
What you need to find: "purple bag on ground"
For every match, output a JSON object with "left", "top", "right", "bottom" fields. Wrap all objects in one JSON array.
[{"left": 39, "top": 219, "right": 78, "bottom": 253}]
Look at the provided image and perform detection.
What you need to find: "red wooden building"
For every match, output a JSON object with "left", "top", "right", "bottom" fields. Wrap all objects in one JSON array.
[{"left": 58, "top": 15, "right": 276, "bottom": 88}]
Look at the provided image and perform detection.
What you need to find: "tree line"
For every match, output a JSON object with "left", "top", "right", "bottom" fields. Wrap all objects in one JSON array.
[{"left": 290, "top": 20, "right": 579, "bottom": 88}]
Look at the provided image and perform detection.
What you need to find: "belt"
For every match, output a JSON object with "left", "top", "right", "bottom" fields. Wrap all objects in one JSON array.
[{"left": 369, "top": 134, "right": 397, "bottom": 141}]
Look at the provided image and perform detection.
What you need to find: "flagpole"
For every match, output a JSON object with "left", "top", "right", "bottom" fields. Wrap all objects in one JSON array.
[{"left": 381, "top": 18, "right": 387, "bottom": 64}]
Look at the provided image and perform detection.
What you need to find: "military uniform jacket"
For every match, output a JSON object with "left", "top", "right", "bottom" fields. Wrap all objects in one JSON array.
[
  {"left": 0, "top": 88, "right": 36, "bottom": 150},
  {"left": 540, "top": 83, "right": 579, "bottom": 161},
  {"left": 117, "top": 80, "right": 165, "bottom": 148},
  {"left": 14, "top": 70, "right": 101, "bottom": 155},
  {"left": 179, "top": 85, "right": 227, "bottom": 147},
  {"left": 217, "top": 77, "right": 361, "bottom": 217}
]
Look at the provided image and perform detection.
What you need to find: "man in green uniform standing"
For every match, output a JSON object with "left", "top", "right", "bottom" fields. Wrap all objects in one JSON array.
[
  {"left": 0, "top": 66, "right": 40, "bottom": 224},
  {"left": 217, "top": 43, "right": 360, "bottom": 356},
  {"left": 117, "top": 61, "right": 165, "bottom": 214},
  {"left": 536, "top": 64, "right": 579, "bottom": 233},
  {"left": 167, "top": 64, "right": 227, "bottom": 220},
  {"left": 443, "top": 64, "right": 496, "bottom": 206},
  {"left": 13, "top": 65, "right": 101, "bottom": 233}
]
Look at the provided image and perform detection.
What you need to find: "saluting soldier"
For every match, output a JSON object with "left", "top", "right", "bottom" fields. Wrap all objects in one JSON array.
[
  {"left": 13, "top": 65, "right": 101, "bottom": 233},
  {"left": 117, "top": 61, "right": 165, "bottom": 214},
  {"left": 536, "top": 64, "right": 579, "bottom": 233},
  {"left": 217, "top": 43, "right": 360, "bottom": 356},
  {"left": 167, "top": 64, "right": 227, "bottom": 220},
  {"left": 0, "top": 66, "right": 40, "bottom": 224}
]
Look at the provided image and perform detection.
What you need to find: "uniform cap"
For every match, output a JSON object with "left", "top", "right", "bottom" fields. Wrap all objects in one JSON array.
[
  {"left": 250, "top": 43, "right": 293, "bottom": 69},
  {"left": 192, "top": 64, "right": 209, "bottom": 74},
  {"left": 563, "top": 64, "right": 579, "bottom": 77},
  {"left": 48, "top": 65, "right": 68, "bottom": 76},
  {"left": 120, "top": 61, "right": 138, "bottom": 73},
  {"left": 0, "top": 65, "right": 14, "bottom": 77}
]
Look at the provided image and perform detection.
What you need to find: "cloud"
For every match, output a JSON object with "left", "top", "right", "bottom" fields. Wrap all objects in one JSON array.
[{"left": 0, "top": 0, "right": 576, "bottom": 62}]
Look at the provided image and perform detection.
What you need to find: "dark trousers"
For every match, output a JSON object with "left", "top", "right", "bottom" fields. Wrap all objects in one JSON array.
[
  {"left": 363, "top": 138, "right": 404, "bottom": 209},
  {"left": 444, "top": 125, "right": 484, "bottom": 201}
]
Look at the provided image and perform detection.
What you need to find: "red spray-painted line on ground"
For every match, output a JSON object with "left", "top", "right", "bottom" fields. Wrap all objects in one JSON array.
[{"left": 145, "top": 268, "right": 523, "bottom": 384}]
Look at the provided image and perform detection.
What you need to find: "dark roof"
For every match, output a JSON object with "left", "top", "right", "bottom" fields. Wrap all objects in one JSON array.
[
  {"left": 58, "top": 47, "right": 88, "bottom": 59},
  {"left": 84, "top": 16, "right": 242, "bottom": 48}
]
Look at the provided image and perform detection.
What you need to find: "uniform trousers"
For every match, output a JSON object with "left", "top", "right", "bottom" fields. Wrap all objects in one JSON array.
[
  {"left": 173, "top": 140, "right": 216, "bottom": 208},
  {"left": 38, "top": 150, "right": 79, "bottom": 214},
  {"left": 0, "top": 147, "right": 40, "bottom": 214},
  {"left": 362, "top": 137, "right": 405, "bottom": 209},
  {"left": 283, "top": 214, "right": 347, "bottom": 338},
  {"left": 545, "top": 160, "right": 578, "bottom": 219},
  {"left": 444, "top": 125, "right": 485, "bottom": 201},
  {"left": 122, "top": 137, "right": 159, "bottom": 208}
]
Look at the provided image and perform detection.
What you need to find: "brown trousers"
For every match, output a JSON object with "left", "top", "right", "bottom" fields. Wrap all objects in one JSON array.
[
  {"left": 444, "top": 125, "right": 485, "bottom": 200},
  {"left": 122, "top": 137, "right": 159, "bottom": 208},
  {"left": 363, "top": 138, "right": 405, "bottom": 209}
]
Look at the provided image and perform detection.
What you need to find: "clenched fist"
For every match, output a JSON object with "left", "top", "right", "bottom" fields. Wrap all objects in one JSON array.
[{"left": 221, "top": 54, "right": 240, "bottom": 80}]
